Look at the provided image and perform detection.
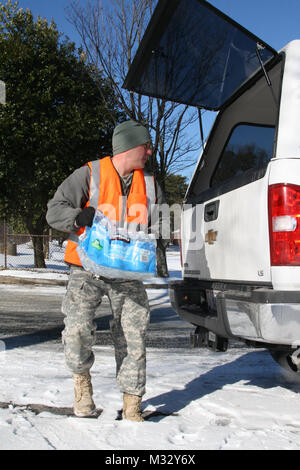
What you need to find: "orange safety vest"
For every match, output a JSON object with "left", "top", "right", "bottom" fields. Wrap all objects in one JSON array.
[{"left": 64, "top": 156, "right": 156, "bottom": 266}]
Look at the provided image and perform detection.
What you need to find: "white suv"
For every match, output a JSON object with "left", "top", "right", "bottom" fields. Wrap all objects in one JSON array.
[{"left": 124, "top": 0, "right": 300, "bottom": 373}]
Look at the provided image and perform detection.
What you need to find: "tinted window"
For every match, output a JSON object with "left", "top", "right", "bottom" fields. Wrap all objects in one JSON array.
[
  {"left": 123, "top": 0, "right": 277, "bottom": 110},
  {"left": 211, "top": 124, "right": 275, "bottom": 187}
]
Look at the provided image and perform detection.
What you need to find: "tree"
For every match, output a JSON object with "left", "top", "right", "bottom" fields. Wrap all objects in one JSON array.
[
  {"left": 0, "top": 1, "right": 123, "bottom": 267},
  {"left": 164, "top": 173, "right": 187, "bottom": 243},
  {"left": 67, "top": 0, "right": 201, "bottom": 276},
  {"left": 164, "top": 174, "right": 188, "bottom": 207}
]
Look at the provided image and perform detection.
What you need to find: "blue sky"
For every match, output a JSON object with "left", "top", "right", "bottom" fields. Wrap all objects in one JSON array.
[
  {"left": 15, "top": 0, "right": 81, "bottom": 43},
  {"left": 14, "top": 0, "right": 300, "bottom": 54},
  {"left": 209, "top": 0, "right": 300, "bottom": 51},
  {"left": 12, "top": 0, "right": 300, "bottom": 177}
]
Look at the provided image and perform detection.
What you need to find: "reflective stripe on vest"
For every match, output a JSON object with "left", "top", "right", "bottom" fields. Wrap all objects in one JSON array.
[{"left": 64, "top": 157, "right": 156, "bottom": 266}]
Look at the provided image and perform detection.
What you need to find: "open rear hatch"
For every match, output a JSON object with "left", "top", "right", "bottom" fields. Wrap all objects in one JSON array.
[{"left": 123, "top": 0, "right": 278, "bottom": 111}]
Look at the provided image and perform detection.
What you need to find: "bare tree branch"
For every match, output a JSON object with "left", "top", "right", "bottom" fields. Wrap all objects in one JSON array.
[{"left": 66, "top": 0, "right": 201, "bottom": 187}]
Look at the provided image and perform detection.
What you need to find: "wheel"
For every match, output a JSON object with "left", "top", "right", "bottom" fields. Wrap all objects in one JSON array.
[
  {"left": 207, "top": 331, "right": 228, "bottom": 352},
  {"left": 190, "top": 326, "right": 209, "bottom": 348},
  {"left": 269, "top": 350, "right": 299, "bottom": 373},
  {"left": 190, "top": 327, "right": 228, "bottom": 352}
]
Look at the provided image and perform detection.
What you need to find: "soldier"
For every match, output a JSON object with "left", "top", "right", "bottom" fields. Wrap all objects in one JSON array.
[{"left": 46, "top": 120, "right": 166, "bottom": 421}]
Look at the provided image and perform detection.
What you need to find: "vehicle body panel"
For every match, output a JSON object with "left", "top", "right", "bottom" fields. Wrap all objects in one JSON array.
[{"left": 123, "top": 0, "right": 300, "bottom": 354}]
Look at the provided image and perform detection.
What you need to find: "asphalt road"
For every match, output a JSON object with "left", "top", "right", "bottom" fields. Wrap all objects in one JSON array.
[{"left": 0, "top": 285, "right": 195, "bottom": 350}]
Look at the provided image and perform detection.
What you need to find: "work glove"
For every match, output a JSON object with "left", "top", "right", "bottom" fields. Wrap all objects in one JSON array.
[{"left": 75, "top": 207, "right": 95, "bottom": 228}]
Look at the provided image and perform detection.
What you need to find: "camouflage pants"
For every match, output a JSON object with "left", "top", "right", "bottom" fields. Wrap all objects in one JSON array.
[{"left": 61, "top": 266, "right": 150, "bottom": 396}]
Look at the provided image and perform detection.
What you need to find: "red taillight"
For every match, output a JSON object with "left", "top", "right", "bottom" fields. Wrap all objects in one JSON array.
[{"left": 268, "top": 183, "right": 300, "bottom": 265}]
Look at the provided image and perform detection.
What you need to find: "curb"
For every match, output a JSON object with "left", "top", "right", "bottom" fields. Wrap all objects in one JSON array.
[
  {"left": 0, "top": 276, "right": 169, "bottom": 289},
  {"left": 0, "top": 277, "right": 68, "bottom": 286}
]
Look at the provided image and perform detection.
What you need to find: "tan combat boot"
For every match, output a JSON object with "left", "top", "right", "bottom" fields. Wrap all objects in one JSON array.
[
  {"left": 73, "top": 370, "right": 96, "bottom": 417},
  {"left": 122, "top": 393, "right": 144, "bottom": 422}
]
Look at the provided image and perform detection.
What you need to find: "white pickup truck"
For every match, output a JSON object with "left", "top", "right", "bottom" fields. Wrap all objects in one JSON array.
[{"left": 124, "top": 0, "right": 300, "bottom": 373}]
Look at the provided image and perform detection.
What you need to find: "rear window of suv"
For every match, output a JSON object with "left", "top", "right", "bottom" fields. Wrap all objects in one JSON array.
[{"left": 211, "top": 123, "right": 275, "bottom": 188}]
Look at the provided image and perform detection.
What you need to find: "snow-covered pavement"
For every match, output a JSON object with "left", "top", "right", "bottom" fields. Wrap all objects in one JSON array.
[{"left": 1, "top": 341, "right": 300, "bottom": 450}]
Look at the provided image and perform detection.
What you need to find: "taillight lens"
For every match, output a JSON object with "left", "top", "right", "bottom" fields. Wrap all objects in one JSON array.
[{"left": 268, "top": 184, "right": 300, "bottom": 265}]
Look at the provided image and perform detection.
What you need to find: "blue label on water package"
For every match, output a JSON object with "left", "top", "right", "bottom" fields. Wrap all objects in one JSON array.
[{"left": 77, "top": 210, "right": 157, "bottom": 279}]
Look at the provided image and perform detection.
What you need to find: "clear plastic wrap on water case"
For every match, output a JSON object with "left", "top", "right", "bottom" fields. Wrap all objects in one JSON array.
[{"left": 76, "top": 210, "right": 157, "bottom": 279}]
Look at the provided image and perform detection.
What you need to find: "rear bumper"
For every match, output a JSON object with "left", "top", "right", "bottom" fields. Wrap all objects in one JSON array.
[{"left": 168, "top": 280, "right": 300, "bottom": 346}]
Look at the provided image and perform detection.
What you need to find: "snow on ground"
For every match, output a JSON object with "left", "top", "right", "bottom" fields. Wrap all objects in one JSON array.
[
  {"left": 1, "top": 342, "right": 300, "bottom": 450},
  {"left": 1, "top": 247, "right": 300, "bottom": 450},
  {"left": 0, "top": 239, "right": 68, "bottom": 271}
]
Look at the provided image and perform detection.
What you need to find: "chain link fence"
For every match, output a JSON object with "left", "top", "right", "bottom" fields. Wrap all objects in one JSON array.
[{"left": 0, "top": 220, "right": 69, "bottom": 271}]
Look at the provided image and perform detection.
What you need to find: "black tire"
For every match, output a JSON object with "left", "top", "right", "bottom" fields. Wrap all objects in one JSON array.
[
  {"left": 190, "top": 326, "right": 228, "bottom": 352},
  {"left": 269, "top": 350, "right": 299, "bottom": 373},
  {"left": 190, "top": 326, "right": 209, "bottom": 348}
]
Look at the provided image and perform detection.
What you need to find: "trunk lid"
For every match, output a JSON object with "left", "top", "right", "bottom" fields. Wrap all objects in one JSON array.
[{"left": 123, "top": 0, "right": 278, "bottom": 110}]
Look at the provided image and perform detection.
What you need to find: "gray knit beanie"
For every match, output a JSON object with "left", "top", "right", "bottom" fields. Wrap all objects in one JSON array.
[{"left": 112, "top": 120, "right": 151, "bottom": 156}]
